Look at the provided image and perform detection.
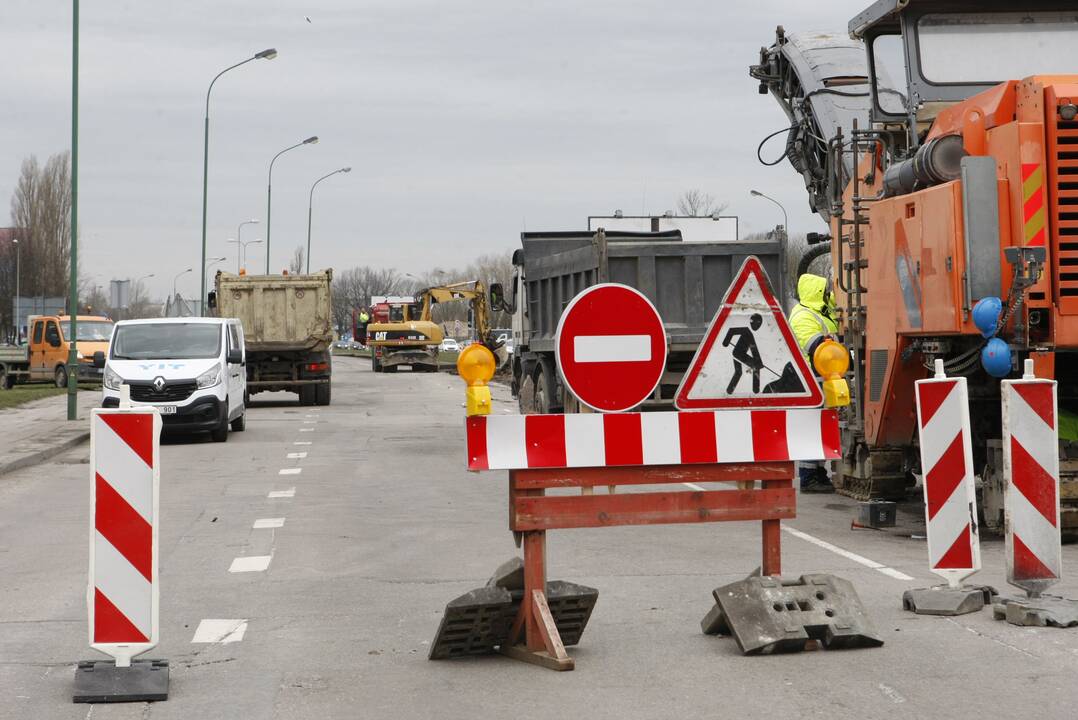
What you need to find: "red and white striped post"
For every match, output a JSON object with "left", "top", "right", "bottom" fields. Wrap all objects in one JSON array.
[
  {"left": 1002, "top": 359, "right": 1061, "bottom": 597},
  {"left": 75, "top": 385, "right": 168, "bottom": 703},
  {"left": 914, "top": 360, "right": 981, "bottom": 588}
]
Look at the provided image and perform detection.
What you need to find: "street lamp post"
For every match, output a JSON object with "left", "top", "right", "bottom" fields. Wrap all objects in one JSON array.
[
  {"left": 12, "top": 238, "right": 19, "bottom": 343},
  {"left": 307, "top": 167, "right": 350, "bottom": 273},
  {"left": 67, "top": 0, "right": 80, "bottom": 419},
  {"left": 749, "top": 189, "right": 788, "bottom": 243},
  {"left": 227, "top": 238, "right": 262, "bottom": 273},
  {"left": 266, "top": 135, "right": 319, "bottom": 274},
  {"left": 173, "top": 267, "right": 193, "bottom": 300},
  {"left": 204, "top": 256, "right": 227, "bottom": 298},
  {"left": 236, "top": 218, "right": 258, "bottom": 273},
  {"left": 200, "top": 49, "right": 277, "bottom": 315}
]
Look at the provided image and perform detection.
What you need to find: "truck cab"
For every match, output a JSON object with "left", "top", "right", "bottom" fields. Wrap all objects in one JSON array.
[{"left": 0, "top": 314, "right": 113, "bottom": 388}]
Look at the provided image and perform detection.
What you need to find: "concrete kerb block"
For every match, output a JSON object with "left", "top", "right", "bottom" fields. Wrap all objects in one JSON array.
[
  {"left": 992, "top": 595, "right": 1078, "bottom": 628},
  {"left": 902, "top": 585, "right": 997, "bottom": 616}
]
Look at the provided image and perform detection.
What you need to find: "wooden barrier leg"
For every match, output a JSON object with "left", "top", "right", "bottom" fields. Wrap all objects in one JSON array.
[
  {"left": 761, "top": 479, "right": 784, "bottom": 576},
  {"left": 500, "top": 530, "right": 574, "bottom": 671}
]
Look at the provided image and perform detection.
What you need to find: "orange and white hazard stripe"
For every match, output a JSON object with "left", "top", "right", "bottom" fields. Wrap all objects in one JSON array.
[
  {"left": 914, "top": 361, "right": 980, "bottom": 587},
  {"left": 1002, "top": 360, "right": 1062, "bottom": 595},
  {"left": 88, "top": 402, "right": 161, "bottom": 667}
]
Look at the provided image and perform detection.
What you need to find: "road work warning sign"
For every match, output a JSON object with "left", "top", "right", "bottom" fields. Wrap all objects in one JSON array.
[{"left": 675, "top": 257, "right": 823, "bottom": 409}]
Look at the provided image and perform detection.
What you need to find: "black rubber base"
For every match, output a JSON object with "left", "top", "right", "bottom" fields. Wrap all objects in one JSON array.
[{"left": 72, "top": 659, "right": 169, "bottom": 703}]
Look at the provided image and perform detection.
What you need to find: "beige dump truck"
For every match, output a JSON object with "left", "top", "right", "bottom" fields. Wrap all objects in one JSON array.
[{"left": 211, "top": 270, "right": 334, "bottom": 406}]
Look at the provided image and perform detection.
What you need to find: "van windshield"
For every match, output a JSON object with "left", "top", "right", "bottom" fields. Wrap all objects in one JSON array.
[{"left": 111, "top": 323, "right": 222, "bottom": 360}]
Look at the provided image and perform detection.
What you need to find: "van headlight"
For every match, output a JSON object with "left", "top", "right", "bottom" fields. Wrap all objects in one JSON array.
[
  {"left": 104, "top": 366, "right": 123, "bottom": 391},
  {"left": 196, "top": 363, "right": 222, "bottom": 389}
]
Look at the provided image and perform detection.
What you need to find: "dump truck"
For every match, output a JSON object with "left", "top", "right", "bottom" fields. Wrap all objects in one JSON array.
[
  {"left": 489, "top": 228, "right": 786, "bottom": 413},
  {"left": 367, "top": 282, "right": 496, "bottom": 373},
  {"left": 211, "top": 271, "right": 333, "bottom": 405},
  {"left": 0, "top": 315, "right": 112, "bottom": 389},
  {"left": 751, "top": 1, "right": 1078, "bottom": 536}
]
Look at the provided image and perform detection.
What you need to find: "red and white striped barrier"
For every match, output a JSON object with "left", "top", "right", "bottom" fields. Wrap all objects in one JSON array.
[
  {"left": 465, "top": 408, "right": 840, "bottom": 471},
  {"left": 1002, "top": 360, "right": 1062, "bottom": 594},
  {"left": 914, "top": 361, "right": 980, "bottom": 587},
  {"left": 88, "top": 404, "right": 161, "bottom": 667}
]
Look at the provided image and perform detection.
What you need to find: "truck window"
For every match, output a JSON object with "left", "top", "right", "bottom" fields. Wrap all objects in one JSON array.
[
  {"left": 44, "top": 322, "right": 61, "bottom": 347},
  {"left": 389, "top": 306, "right": 405, "bottom": 322},
  {"left": 32, "top": 322, "right": 43, "bottom": 344}
]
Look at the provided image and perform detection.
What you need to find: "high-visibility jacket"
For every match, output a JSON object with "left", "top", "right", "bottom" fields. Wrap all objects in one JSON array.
[{"left": 790, "top": 274, "right": 838, "bottom": 361}]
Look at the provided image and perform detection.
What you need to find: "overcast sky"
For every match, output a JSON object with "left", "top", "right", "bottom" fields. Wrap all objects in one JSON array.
[{"left": 3, "top": 0, "right": 859, "bottom": 300}]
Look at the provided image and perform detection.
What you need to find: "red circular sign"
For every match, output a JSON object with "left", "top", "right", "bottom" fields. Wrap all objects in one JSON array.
[{"left": 555, "top": 283, "right": 667, "bottom": 412}]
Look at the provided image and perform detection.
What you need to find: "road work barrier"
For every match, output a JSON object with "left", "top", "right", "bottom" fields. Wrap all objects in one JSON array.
[
  {"left": 432, "top": 260, "right": 881, "bottom": 670},
  {"left": 904, "top": 360, "right": 993, "bottom": 616},
  {"left": 994, "top": 360, "right": 1078, "bottom": 627},
  {"left": 74, "top": 385, "right": 168, "bottom": 703}
]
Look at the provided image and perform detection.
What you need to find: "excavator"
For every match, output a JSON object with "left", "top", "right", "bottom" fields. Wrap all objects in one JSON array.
[
  {"left": 366, "top": 281, "right": 499, "bottom": 373},
  {"left": 751, "top": 1, "right": 1078, "bottom": 538}
]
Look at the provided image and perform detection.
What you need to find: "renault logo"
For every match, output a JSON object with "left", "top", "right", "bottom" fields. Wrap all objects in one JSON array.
[{"left": 153, "top": 376, "right": 166, "bottom": 392}]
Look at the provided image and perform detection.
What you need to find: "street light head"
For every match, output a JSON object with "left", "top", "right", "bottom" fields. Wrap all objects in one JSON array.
[
  {"left": 255, "top": 48, "right": 278, "bottom": 60},
  {"left": 251, "top": 238, "right": 263, "bottom": 244},
  {"left": 250, "top": 218, "right": 260, "bottom": 224},
  {"left": 750, "top": 190, "right": 762, "bottom": 197},
  {"left": 303, "top": 136, "right": 319, "bottom": 145},
  {"left": 341, "top": 167, "right": 352, "bottom": 173}
]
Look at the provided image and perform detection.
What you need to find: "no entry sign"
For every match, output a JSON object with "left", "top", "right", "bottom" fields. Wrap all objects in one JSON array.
[{"left": 555, "top": 283, "right": 666, "bottom": 412}]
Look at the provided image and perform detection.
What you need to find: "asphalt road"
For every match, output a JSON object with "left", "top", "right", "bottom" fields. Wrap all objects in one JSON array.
[{"left": 2, "top": 355, "right": 1077, "bottom": 719}]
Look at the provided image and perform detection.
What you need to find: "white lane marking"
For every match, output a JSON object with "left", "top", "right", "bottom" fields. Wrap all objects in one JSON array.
[
  {"left": 683, "top": 483, "right": 706, "bottom": 491},
  {"left": 293, "top": 441, "right": 312, "bottom": 446},
  {"left": 286, "top": 452, "right": 308, "bottom": 459},
  {"left": 305, "top": 414, "right": 318, "bottom": 418},
  {"left": 192, "top": 619, "right": 247, "bottom": 644},
  {"left": 782, "top": 525, "right": 914, "bottom": 581},
  {"left": 302, "top": 420, "right": 317, "bottom": 424},
  {"left": 229, "top": 555, "right": 272, "bottom": 573},
  {"left": 268, "top": 488, "right": 296, "bottom": 498},
  {"left": 878, "top": 684, "right": 906, "bottom": 704},
  {"left": 574, "top": 334, "right": 651, "bottom": 363},
  {"left": 253, "top": 518, "right": 286, "bottom": 529},
  {"left": 279, "top": 468, "right": 302, "bottom": 475},
  {"left": 299, "top": 428, "right": 314, "bottom": 433}
]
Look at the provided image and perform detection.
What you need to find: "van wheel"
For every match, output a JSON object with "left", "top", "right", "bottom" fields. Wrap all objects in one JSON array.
[
  {"left": 54, "top": 365, "right": 68, "bottom": 388},
  {"left": 315, "top": 383, "right": 331, "bottom": 406},
  {"left": 230, "top": 411, "right": 246, "bottom": 432}
]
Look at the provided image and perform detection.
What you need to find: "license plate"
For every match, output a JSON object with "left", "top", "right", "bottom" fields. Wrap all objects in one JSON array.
[{"left": 158, "top": 405, "right": 177, "bottom": 415}]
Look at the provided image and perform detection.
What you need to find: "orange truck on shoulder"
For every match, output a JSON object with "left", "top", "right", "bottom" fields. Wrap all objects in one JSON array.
[{"left": 0, "top": 315, "right": 113, "bottom": 389}]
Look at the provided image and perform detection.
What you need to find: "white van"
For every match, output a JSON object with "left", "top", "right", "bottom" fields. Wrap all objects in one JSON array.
[{"left": 98, "top": 317, "right": 247, "bottom": 442}]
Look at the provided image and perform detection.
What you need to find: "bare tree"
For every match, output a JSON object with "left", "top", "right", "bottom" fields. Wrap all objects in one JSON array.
[
  {"left": 289, "top": 246, "right": 305, "bottom": 274},
  {"left": 9, "top": 152, "right": 73, "bottom": 299},
  {"left": 330, "top": 266, "right": 406, "bottom": 335},
  {"left": 676, "top": 188, "right": 728, "bottom": 217}
]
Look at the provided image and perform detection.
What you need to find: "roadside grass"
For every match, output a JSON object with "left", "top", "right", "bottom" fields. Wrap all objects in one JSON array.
[{"left": 0, "top": 385, "right": 80, "bottom": 410}]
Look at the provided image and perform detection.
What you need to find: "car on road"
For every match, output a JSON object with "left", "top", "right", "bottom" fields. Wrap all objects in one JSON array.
[
  {"left": 99, "top": 317, "right": 247, "bottom": 442},
  {"left": 438, "top": 338, "right": 461, "bottom": 353}
]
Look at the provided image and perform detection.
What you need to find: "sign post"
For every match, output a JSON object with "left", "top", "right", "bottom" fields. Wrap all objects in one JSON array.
[{"left": 74, "top": 386, "right": 168, "bottom": 703}]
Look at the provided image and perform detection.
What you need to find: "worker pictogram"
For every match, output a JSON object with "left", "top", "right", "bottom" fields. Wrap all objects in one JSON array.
[
  {"left": 1002, "top": 362, "right": 1061, "bottom": 595},
  {"left": 914, "top": 362, "right": 980, "bottom": 584},
  {"left": 555, "top": 283, "right": 667, "bottom": 412},
  {"left": 75, "top": 395, "right": 168, "bottom": 703},
  {"left": 675, "top": 257, "right": 823, "bottom": 409}
]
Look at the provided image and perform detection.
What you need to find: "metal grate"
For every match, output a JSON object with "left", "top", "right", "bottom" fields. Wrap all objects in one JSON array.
[
  {"left": 868, "top": 349, "right": 888, "bottom": 403},
  {"left": 128, "top": 381, "right": 197, "bottom": 403},
  {"left": 1052, "top": 114, "right": 1078, "bottom": 297}
]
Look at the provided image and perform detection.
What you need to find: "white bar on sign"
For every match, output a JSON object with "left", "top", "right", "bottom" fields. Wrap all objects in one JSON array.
[{"left": 574, "top": 335, "right": 651, "bottom": 363}]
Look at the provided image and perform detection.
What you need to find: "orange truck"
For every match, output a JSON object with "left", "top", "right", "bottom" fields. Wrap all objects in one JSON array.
[
  {"left": 752, "top": 1, "right": 1078, "bottom": 536},
  {"left": 0, "top": 315, "right": 113, "bottom": 389}
]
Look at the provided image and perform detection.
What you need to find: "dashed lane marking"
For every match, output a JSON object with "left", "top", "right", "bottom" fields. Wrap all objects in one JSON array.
[
  {"left": 299, "top": 428, "right": 315, "bottom": 433},
  {"left": 229, "top": 555, "right": 273, "bottom": 573},
  {"left": 279, "top": 468, "right": 302, "bottom": 475},
  {"left": 192, "top": 619, "right": 248, "bottom": 643},
  {"left": 782, "top": 525, "right": 915, "bottom": 581},
  {"left": 253, "top": 518, "right": 286, "bottom": 529},
  {"left": 302, "top": 420, "right": 317, "bottom": 424},
  {"left": 287, "top": 452, "right": 308, "bottom": 459},
  {"left": 294, "top": 441, "right": 312, "bottom": 446},
  {"left": 268, "top": 488, "right": 296, "bottom": 498}
]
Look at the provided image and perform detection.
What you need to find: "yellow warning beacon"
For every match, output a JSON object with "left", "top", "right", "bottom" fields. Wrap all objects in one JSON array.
[
  {"left": 813, "top": 339, "right": 851, "bottom": 408},
  {"left": 457, "top": 343, "right": 496, "bottom": 416}
]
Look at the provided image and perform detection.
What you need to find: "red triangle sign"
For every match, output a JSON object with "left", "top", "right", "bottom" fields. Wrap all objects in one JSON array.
[{"left": 675, "top": 257, "right": 824, "bottom": 409}]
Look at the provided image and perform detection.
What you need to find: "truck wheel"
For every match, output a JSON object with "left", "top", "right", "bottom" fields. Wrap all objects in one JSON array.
[
  {"left": 298, "top": 385, "right": 316, "bottom": 405},
  {"left": 518, "top": 373, "right": 536, "bottom": 414},
  {"left": 384, "top": 365, "right": 398, "bottom": 374},
  {"left": 534, "top": 361, "right": 558, "bottom": 414},
  {"left": 315, "top": 383, "right": 331, "bottom": 406},
  {"left": 0, "top": 368, "right": 13, "bottom": 390},
  {"left": 54, "top": 365, "right": 68, "bottom": 389}
]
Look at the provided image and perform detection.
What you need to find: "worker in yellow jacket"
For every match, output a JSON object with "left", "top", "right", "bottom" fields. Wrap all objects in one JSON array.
[{"left": 791, "top": 273, "right": 838, "bottom": 490}]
